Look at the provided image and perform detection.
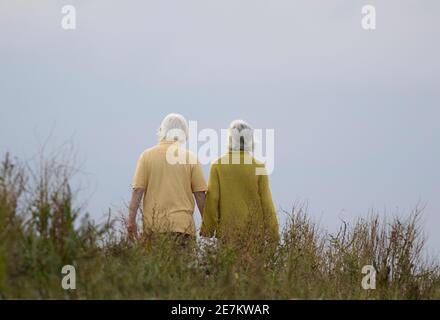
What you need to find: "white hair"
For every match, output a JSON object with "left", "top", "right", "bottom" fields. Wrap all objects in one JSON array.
[
  {"left": 157, "top": 113, "right": 189, "bottom": 142},
  {"left": 228, "top": 119, "right": 254, "bottom": 152}
]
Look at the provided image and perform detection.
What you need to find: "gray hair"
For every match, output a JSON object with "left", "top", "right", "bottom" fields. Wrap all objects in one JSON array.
[
  {"left": 228, "top": 120, "right": 254, "bottom": 152},
  {"left": 157, "top": 113, "right": 189, "bottom": 142}
]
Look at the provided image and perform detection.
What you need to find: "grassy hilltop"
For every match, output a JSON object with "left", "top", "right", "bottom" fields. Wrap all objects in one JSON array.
[{"left": 1, "top": 153, "right": 439, "bottom": 299}]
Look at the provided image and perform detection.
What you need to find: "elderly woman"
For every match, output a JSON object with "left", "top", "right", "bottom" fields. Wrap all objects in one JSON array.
[
  {"left": 200, "top": 120, "right": 279, "bottom": 242},
  {"left": 128, "top": 113, "right": 207, "bottom": 245}
]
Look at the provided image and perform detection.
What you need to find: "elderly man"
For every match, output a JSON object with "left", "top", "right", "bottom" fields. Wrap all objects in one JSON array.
[
  {"left": 128, "top": 113, "right": 207, "bottom": 245},
  {"left": 201, "top": 120, "right": 279, "bottom": 243}
]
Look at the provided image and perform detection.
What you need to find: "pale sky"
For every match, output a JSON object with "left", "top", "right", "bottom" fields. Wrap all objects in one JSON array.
[{"left": 1, "top": 1, "right": 439, "bottom": 254}]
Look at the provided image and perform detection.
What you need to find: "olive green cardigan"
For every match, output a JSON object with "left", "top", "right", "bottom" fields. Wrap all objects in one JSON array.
[{"left": 200, "top": 151, "right": 279, "bottom": 241}]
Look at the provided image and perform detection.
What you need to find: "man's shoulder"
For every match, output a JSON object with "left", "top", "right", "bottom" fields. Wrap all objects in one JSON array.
[{"left": 139, "top": 146, "right": 157, "bottom": 158}]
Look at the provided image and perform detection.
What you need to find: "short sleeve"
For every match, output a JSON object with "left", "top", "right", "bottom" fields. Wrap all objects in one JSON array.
[
  {"left": 191, "top": 162, "right": 207, "bottom": 192},
  {"left": 132, "top": 153, "right": 148, "bottom": 188}
]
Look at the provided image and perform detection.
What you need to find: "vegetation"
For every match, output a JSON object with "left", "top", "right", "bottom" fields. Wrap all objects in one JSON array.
[{"left": 0, "top": 152, "right": 439, "bottom": 299}]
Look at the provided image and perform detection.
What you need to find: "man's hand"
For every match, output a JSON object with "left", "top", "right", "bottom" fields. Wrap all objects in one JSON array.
[
  {"left": 128, "top": 187, "right": 145, "bottom": 238},
  {"left": 127, "top": 221, "right": 138, "bottom": 237}
]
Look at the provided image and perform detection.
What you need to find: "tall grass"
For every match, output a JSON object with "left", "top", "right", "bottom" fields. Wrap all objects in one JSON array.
[{"left": 0, "top": 153, "right": 439, "bottom": 299}]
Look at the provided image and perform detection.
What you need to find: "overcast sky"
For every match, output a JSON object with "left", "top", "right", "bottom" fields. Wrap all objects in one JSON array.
[{"left": 1, "top": 1, "right": 439, "bottom": 254}]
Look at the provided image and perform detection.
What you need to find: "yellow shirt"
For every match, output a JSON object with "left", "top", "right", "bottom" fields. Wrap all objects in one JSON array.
[{"left": 132, "top": 141, "right": 207, "bottom": 236}]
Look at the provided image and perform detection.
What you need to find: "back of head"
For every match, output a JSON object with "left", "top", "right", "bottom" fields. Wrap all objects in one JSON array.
[
  {"left": 157, "top": 113, "right": 189, "bottom": 143},
  {"left": 228, "top": 119, "right": 254, "bottom": 152}
]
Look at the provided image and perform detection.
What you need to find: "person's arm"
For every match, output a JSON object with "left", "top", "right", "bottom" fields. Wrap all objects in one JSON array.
[
  {"left": 189, "top": 160, "right": 209, "bottom": 235},
  {"left": 200, "top": 165, "right": 220, "bottom": 237},
  {"left": 194, "top": 191, "right": 206, "bottom": 217},
  {"left": 129, "top": 152, "right": 148, "bottom": 237},
  {"left": 128, "top": 187, "right": 145, "bottom": 236}
]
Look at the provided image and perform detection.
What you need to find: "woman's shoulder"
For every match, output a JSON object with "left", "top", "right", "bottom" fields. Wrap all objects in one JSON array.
[{"left": 210, "top": 153, "right": 265, "bottom": 167}]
